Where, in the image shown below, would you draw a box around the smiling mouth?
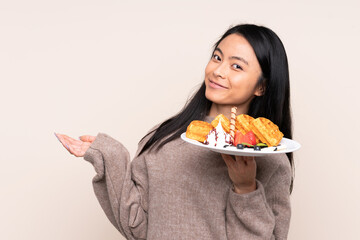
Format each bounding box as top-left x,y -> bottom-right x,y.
209,79 -> 228,89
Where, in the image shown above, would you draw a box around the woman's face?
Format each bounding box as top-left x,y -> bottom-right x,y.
205,34 -> 263,109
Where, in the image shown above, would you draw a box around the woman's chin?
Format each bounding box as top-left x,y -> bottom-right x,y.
205,90 -> 224,103
205,93 -> 230,106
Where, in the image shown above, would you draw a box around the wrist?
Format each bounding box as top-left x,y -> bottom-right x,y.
233,182 -> 256,194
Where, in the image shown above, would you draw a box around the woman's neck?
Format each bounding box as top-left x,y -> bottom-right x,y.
208,103 -> 249,119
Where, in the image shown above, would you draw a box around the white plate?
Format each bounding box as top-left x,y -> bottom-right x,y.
181,133 -> 301,156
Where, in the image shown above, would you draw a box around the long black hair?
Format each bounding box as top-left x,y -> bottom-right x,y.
138,24 -> 293,190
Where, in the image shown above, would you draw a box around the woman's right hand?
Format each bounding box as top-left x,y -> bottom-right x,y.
55,133 -> 96,157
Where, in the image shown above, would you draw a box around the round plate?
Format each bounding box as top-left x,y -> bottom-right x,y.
181,133 -> 301,156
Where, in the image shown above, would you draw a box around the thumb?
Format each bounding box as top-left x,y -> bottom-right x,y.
79,135 -> 96,143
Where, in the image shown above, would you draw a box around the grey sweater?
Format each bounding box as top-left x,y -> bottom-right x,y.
83,127 -> 291,240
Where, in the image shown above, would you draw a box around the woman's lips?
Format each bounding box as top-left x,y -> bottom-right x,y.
208,79 -> 228,89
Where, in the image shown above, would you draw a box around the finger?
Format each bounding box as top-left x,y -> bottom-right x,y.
221,154 -> 235,168
79,135 -> 96,143
244,156 -> 256,168
233,156 -> 246,170
242,156 -> 255,165
70,141 -> 92,157
61,134 -> 83,147
236,156 -> 256,172
55,133 -> 71,151
235,156 -> 254,165
69,145 -> 84,157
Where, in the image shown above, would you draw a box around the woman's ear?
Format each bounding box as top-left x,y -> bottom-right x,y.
254,83 -> 265,96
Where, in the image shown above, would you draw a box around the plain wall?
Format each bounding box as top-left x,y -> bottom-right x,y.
1,0 -> 359,239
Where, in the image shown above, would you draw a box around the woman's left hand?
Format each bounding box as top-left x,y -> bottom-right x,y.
222,154 -> 257,194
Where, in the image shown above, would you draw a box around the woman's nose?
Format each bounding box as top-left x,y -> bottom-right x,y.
213,63 -> 227,79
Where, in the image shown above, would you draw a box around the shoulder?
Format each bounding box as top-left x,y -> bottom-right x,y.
135,123 -> 161,155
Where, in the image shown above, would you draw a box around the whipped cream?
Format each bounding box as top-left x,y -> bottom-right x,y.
204,120 -> 232,147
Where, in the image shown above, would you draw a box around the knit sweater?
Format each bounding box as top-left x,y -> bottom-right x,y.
83,123 -> 292,240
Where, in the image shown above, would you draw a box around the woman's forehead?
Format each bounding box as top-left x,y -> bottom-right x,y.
216,34 -> 257,62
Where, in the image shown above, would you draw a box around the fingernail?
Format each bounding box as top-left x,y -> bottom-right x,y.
54,132 -> 60,142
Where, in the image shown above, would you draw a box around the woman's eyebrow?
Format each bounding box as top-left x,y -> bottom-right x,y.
230,56 -> 248,65
215,47 -> 249,65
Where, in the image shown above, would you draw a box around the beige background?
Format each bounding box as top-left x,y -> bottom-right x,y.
1,0 -> 359,239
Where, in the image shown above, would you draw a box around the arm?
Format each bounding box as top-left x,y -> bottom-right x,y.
56,132 -> 149,239
83,133 -> 149,240
224,154 -> 291,240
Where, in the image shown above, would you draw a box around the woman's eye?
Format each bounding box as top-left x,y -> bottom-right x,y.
232,64 -> 243,70
213,54 -> 221,61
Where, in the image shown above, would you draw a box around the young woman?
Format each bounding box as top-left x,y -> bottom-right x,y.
56,24 -> 293,240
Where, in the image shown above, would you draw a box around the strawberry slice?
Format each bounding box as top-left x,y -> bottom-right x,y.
233,131 -> 257,147
242,131 -> 257,147
233,131 -> 244,146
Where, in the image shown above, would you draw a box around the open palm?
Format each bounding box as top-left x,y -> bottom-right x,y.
55,133 -> 96,157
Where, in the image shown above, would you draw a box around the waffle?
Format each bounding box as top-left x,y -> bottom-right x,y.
211,114 -> 230,133
186,120 -> 213,143
236,114 -> 259,143
250,117 -> 283,146
236,114 -> 254,132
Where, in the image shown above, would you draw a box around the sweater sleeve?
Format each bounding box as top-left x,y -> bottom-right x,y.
83,133 -> 148,240
225,155 -> 291,240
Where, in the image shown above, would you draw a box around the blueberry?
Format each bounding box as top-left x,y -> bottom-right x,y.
254,145 -> 261,151
237,144 -> 244,149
